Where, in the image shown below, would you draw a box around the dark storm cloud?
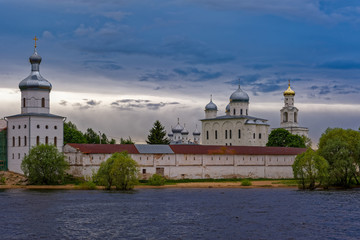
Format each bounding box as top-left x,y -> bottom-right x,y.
309,84 -> 360,96
72,99 -> 102,110
173,67 -> 222,81
317,60 -> 360,70
111,99 -> 180,111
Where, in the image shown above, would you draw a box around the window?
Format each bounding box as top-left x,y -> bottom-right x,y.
238,129 -> 241,139
24,136 -> 27,146
18,136 -> 21,146
18,153 -> 20,159
24,125 -> 27,129
37,125 -> 40,129
253,133 -> 255,139
23,98 -> 26,107
259,133 -> 262,139
240,109 -> 243,115
246,109 -> 248,115
233,109 -> 236,115
54,137 -> 57,147
215,130 -> 218,139
18,125 -> 21,129
283,112 -> 288,122
12,153 -> 14,159
229,130 -> 232,139
54,126 -> 57,130
142,169 -> 146,174
12,137 -> 15,147
41,98 -> 45,107
225,130 -> 228,139
45,125 -> 48,129
12,126 -> 15,129
294,112 -> 298,123
230,143 -> 232,146
45,136 -> 49,145
206,131 -> 209,140
36,136 -> 40,145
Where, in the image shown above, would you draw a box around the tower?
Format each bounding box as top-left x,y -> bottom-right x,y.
204,95 -> 217,119
279,80 -> 308,137
5,38 -> 65,173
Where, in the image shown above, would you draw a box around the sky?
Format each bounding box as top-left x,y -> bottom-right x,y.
1,0 -> 360,144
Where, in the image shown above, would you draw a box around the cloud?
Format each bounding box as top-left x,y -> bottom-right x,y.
83,60 -> 123,71
42,30 -> 54,39
139,70 -> 175,82
173,67 -> 222,81
316,60 -> 360,69
309,84 -> 360,96
246,64 -> 273,70
59,100 -> 67,106
111,99 -> 180,111
72,99 -> 102,110
99,11 -> 131,22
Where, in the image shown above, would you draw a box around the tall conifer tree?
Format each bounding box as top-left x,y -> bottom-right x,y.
146,120 -> 170,144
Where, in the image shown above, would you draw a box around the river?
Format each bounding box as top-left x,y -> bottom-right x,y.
1,188 -> 360,239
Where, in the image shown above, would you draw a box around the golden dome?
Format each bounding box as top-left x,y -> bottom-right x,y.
283,80 -> 295,96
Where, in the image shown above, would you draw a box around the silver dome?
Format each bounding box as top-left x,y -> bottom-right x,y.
181,128 -> 189,135
19,50 -> 52,91
193,128 -> 201,136
225,104 -> 230,113
230,85 -> 249,102
205,100 -> 217,111
172,119 -> 184,133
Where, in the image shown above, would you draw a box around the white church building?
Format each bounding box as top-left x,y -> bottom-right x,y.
5,44 -> 64,173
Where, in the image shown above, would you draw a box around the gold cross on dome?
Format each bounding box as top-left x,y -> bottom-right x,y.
33,36 -> 38,49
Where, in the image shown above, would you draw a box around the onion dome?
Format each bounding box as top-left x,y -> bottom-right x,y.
205,95 -> 217,111
230,85 -> 249,102
19,49 -> 52,91
181,124 -> 189,135
225,104 -> 230,113
193,125 -> 201,136
168,133 -> 173,137
172,118 -> 184,133
283,80 -> 295,96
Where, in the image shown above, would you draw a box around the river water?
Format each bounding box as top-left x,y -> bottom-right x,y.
1,188 -> 360,240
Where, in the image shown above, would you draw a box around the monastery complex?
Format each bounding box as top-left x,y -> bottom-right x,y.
0,44 -> 308,179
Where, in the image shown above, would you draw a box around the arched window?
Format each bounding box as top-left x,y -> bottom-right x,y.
246,109 -> 248,115
23,98 -> 26,108
233,109 -> 236,115
45,136 -> 49,145
24,136 -> 27,146
259,133 -> 262,139
253,133 -> 256,139
225,130 -> 228,139
206,131 -> 209,140
240,109 -> 243,115
283,112 -> 288,122
41,98 -> 45,107
215,130 -> 218,139
238,129 -> 241,139
229,130 -> 232,139
294,112 -> 297,123
36,136 -> 40,146
18,136 -> 21,146
12,137 -> 15,147
54,137 -> 57,147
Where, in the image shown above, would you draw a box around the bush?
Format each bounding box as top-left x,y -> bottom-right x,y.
95,152 -> 139,190
77,181 -> 97,190
241,179 -> 252,186
21,144 -> 69,185
148,174 -> 166,186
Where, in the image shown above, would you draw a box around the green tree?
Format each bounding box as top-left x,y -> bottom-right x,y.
109,139 -> 116,144
84,128 -> 100,144
95,152 -> 139,190
64,121 -> 87,144
21,144 -> 69,185
266,128 -> 306,148
120,137 -> 134,144
318,128 -> 360,188
146,120 -> 170,144
100,133 -> 109,144
293,148 -> 329,190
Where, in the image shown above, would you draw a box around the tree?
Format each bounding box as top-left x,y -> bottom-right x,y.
120,137 -> 134,144
21,144 -> 69,185
317,128 -> 360,188
84,128 -> 100,144
64,121 -> 87,144
95,152 -> 139,190
146,120 -> 170,144
266,128 -> 306,148
293,148 -> 329,190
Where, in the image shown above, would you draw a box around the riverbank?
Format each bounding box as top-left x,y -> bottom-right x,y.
0,180 -> 297,190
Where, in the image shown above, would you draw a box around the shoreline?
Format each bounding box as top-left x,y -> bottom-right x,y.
0,180 -> 297,190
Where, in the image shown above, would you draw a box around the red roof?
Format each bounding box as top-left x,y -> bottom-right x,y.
169,145 -> 306,155
66,143 -> 306,156
67,143 -> 139,154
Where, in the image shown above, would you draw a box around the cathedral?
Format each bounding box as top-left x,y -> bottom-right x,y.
5,41 -> 64,173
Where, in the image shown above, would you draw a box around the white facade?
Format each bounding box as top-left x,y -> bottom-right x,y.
6,47 -> 64,173
201,85 -> 270,146
279,81 -> 309,137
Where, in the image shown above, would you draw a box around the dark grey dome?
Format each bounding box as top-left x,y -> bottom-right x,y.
193,128 -> 201,136
225,104 -> 230,113
230,85 -> 249,102
19,50 -> 52,91
205,100 -> 217,111
172,122 -> 184,133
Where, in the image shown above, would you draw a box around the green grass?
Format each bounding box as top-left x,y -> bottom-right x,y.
77,181 -> 97,190
241,179 -> 252,186
271,179 -> 298,186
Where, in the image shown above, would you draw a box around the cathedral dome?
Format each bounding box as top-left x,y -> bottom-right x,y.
205,99 -> 217,111
230,85 -> 249,102
225,104 -> 230,113
19,50 -> 52,91
172,120 -> 184,133
193,127 -> 201,136
181,126 -> 189,135
283,81 -> 295,96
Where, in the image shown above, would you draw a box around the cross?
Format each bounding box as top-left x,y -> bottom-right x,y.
288,79 -> 291,87
33,36 -> 38,49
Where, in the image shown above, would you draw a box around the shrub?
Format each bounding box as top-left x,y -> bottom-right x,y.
148,174 -> 166,186
77,181 -> 97,190
241,179 -> 252,186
